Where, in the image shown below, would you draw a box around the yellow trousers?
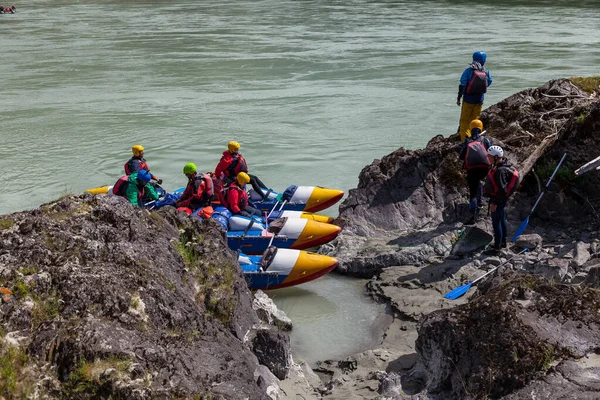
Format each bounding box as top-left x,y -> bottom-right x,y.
458,102 -> 483,142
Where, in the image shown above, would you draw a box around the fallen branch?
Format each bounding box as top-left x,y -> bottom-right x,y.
541,93 -> 588,99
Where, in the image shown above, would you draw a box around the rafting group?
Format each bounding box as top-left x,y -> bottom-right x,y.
87,141 -> 344,290
0,5 -> 16,13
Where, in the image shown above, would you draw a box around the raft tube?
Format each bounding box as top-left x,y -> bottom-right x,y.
219,213 -> 341,255
250,186 -> 344,213
239,248 -> 338,290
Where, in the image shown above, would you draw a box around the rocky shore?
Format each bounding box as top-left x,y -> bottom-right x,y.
0,195 -> 296,399
2,78 -> 600,399
308,78 -> 600,399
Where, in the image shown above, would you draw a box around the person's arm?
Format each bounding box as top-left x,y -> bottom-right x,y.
492,168 -> 508,205
188,181 -> 206,204
150,173 -> 161,184
457,69 -> 470,105
176,184 -> 192,207
228,189 -> 241,214
487,70 -> 492,87
214,155 -> 231,178
145,184 -> 159,201
126,182 -> 141,207
459,143 -> 467,161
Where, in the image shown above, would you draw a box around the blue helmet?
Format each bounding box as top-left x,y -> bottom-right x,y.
137,170 -> 152,183
472,51 -> 487,65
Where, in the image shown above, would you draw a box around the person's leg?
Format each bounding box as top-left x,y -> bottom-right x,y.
245,205 -> 263,217
250,174 -> 267,189
249,175 -> 267,199
498,201 -> 507,247
475,168 -> 488,208
459,103 -> 483,142
459,103 -> 473,142
491,206 -> 502,249
465,172 -> 479,224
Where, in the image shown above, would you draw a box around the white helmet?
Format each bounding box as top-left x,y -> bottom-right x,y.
488,145 -> 504,158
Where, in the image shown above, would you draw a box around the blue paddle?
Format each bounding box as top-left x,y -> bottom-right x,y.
444,248 -> 529,300
511,152 -> 567,242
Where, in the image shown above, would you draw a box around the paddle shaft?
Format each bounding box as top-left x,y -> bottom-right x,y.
472,248 -> 528,285
529,152 -> 567,215
278,199 -> 287,212
266,201 -> 279,219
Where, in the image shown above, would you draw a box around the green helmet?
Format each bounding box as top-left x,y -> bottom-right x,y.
183,162 -> 197,175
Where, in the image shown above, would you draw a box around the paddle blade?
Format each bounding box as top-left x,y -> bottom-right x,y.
511,216 -> 530,242
444,282 -> 474,300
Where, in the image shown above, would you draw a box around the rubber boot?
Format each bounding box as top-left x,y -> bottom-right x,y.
464,199 -> 478,225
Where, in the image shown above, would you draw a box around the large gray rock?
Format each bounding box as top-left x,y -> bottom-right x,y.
504,354 -> 600,400
514,233 -> 543,250
450,226 -> 493,256
572,241 -> 592,269
253,290 -> 292,331
534,257 -> 570,281
253,330 -> 293,380
0,195 -> 272,399
416,272 -> 600,399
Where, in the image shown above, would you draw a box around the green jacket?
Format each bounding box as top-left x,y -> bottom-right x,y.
125,172 -> 159,208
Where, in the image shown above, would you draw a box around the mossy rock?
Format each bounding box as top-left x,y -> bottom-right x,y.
0,219 -> 15,230
569,76 -> 600,94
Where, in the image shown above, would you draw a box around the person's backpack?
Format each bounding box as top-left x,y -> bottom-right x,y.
502,165 -> 520,198
112,176 -> 129,197
466,69 -> 488,95
464,139 -> 490,170
484,164 -> 520,198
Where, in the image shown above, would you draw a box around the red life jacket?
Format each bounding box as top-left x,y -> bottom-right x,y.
464,139 -> 490,170
113,176 -> 130,197
221,183 -> 248,213
227,153 -> 248,177
466,69 -> 488,95
124,157 -> 150,175
484,164 -> 520,199
188,173 -> 215,208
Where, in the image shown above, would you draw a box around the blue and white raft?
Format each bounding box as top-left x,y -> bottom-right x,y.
249,185 -> 344,213
238,247 -> 338,290
210,207 -> 341,255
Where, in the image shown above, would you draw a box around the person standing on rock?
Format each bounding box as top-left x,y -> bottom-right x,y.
459,119 -> 491,225
456,51 -> 492,142
483,146 -> 520,253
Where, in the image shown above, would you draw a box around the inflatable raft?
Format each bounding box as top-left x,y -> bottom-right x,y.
249,185 -> 344,213
210,207 -> 340,255
238,247 -> 338,290
86,183 -> 344,214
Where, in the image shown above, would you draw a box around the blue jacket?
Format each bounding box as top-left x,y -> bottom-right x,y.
459,63 -> 492,104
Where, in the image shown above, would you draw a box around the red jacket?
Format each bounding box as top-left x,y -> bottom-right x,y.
124,156 -> 157,181
178,173 -> 213,210
225,182 -> 248,214
214,151 -> 248,179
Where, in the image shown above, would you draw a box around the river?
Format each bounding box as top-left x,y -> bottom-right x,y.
1,0 -> 598,364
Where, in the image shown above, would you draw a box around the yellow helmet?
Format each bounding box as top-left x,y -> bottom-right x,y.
236,172 -> 250,186
470,119 -> 483,131
132,145 -> 145,156
228,141 -> 241,152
